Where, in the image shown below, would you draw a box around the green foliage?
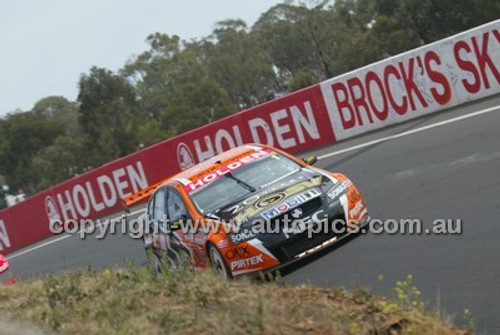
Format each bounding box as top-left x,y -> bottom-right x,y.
0,112 -> 64,193
202,19 -> 276,108
123,33 -> 207,121
78,67 -> 140,166
1,0 -> 499,194
32,96 -> 80,135
32,135 -> 88,191
136,119 -> 172,148
161,81 -> 236,134
254,4 -> 327,81
290,69 -> 316,91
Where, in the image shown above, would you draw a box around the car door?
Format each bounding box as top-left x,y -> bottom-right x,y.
166,186 -> 211,267
166,187 -> 190,230
149,187 -> 168,253
165,187 -> 194,264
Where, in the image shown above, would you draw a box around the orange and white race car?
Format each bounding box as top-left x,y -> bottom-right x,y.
125,144 -> 369,278
0,254 -> 16,285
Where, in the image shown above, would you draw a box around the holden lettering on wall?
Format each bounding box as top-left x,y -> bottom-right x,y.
179,100 -> 321,168
52,161 -> 148,221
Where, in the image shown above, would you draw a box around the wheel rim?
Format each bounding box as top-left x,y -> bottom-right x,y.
167,256 -> 178,270
210,247 -> 228,278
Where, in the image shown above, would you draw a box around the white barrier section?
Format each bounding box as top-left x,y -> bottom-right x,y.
0,220 -> 11,252
320,20 -> 500,141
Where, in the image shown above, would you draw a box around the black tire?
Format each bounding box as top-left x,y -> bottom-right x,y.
207,244 -> 232,279
145,248 -> 179,274
145,248 -> 163,274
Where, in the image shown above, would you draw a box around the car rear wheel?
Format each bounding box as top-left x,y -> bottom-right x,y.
146,248 -> 176,274
145,248 -> 164,274
153,252 -> 164,273
208,244 -> 232,279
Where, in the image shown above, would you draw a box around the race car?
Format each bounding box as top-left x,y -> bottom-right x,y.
0,254 -> 16,285
125,144 -> 369,278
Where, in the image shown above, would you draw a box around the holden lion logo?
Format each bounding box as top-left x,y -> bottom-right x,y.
255,192 -> 286,209
177,142 -> 195,170
45,196 -> 61,223
291,208 -> 304,219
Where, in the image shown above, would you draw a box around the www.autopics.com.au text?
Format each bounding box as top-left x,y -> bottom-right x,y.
48,215 -> 463,240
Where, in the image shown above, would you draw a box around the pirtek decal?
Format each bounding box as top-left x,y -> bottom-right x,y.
230,254 -> 264,270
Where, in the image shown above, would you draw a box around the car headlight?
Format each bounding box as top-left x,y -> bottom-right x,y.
327,181 -> 348,201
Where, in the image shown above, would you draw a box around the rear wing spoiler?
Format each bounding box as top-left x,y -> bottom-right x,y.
121,177 -> 170,212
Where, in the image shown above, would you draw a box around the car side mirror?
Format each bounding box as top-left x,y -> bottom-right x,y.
302,155 -> 318,165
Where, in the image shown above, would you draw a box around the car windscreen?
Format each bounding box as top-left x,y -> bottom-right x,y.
191,153 -> 302,215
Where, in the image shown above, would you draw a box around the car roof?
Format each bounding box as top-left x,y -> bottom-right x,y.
124,144 -> 278,208
166,144 -> 270,187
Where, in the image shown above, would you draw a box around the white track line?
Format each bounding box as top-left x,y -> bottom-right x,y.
7,234 -> 73,260
126,208 -> 147,217
318,105 -> 500,160
7,208 -> 146,260
7,104 -> 499,260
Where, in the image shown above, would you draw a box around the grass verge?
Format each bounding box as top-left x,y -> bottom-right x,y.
0,264 -> 472,335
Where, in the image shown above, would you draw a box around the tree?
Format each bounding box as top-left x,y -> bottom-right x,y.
123,34 -> 208,121
161,81 -> 235,134
0,112 -> 63,193
32,135 -> 87,191
202,20 -> 277,108
253,4 -> 325,83
254,1 -> 375,81
373,0 -> 500,48
124,32 -> 236,135
78,67 -> 140,165
32,96 -> 80,134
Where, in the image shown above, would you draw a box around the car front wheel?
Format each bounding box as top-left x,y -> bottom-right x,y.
208,244 -> 232,279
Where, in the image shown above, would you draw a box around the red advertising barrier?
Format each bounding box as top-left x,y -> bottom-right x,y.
0,84 -> 331,254
320,21 -> 500,140
1,20 -> 499,255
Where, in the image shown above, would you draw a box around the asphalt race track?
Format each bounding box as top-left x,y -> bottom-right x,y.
8,95 -> 500,333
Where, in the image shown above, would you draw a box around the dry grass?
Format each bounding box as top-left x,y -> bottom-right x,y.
0,264 -> 472,335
